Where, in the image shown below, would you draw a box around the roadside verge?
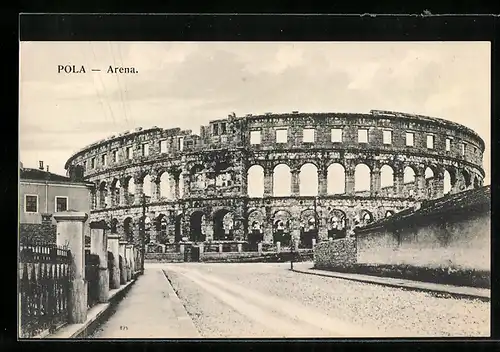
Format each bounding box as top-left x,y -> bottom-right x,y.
292,267 -> 490,301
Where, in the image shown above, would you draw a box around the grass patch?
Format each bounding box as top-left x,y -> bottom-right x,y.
314,263 -> 490,289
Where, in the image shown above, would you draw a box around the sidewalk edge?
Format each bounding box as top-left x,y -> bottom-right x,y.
161,269 -> 202,338
292,268 -> 490,301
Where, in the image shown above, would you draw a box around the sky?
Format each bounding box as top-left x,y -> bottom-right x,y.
19,41 -> 491,185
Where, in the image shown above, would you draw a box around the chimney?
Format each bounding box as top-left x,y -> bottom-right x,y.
46,165 -> 50,172
39,161 -> 44,170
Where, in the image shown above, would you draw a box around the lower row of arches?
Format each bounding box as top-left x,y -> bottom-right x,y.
108,207 -> 396,249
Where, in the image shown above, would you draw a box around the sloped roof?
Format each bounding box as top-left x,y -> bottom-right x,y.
20,168 -> 72,182
355,185 -> 491,233
20,168 -> 94,187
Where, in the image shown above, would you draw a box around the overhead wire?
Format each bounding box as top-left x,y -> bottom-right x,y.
109,41 -> 131,129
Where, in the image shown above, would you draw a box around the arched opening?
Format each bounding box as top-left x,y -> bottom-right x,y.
111,179 -> 120,206
99,181 -> 107,208
214,162 -> 234,188
213,209 -> 234,241
272,210 -> 291,244
143,174 -> 152,199
443,170 -> 452,195
385,210 -> 394,218
190,165 -> 205,191
327,163 -> 345,195
247,165 -> 264,197
299,209 -> 318,248
123,217 -> 134,242
403,166 -> 416,197
247,210 -> 264,249
155,214 -> 168,244
354,210 -> 373,228
355,163 -> 371,193
473,175 -> 481,189
110,218 -> 118,233
328,209 -> 346,240
159,171 -> 171,200
361,210 -> 373,226
273,164 -> 291,197
178,173 -> 184,198
380,164 -> 394,195
174,214 -> 182,242
462,170 -> 472,190
425,167 -> 435,198
189,211 -> 205,242
144,216 -> 152,242
299,163 -> 318,196
125,177 -> 136,205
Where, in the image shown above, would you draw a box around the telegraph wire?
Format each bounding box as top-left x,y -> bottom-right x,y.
90,42 -> 117,127
81,43 -> 111,126
109,41 -> 131,129
116,42 -> 133,129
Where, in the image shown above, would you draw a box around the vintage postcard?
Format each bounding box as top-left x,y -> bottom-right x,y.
19,41 -> 491,339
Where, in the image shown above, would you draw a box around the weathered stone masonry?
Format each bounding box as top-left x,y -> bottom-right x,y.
64,110 -> 485,247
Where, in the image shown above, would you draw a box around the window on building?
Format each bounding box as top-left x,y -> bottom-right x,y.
331,128 -> 343,143
25,195 -> 38,213
55,196 -> 68,212
112,150 -> 118,163
221,122 -> 227,134
178,137 -> 184,151
303,128 -> 315,143
358,129 -> 368,143
473,146 -> 477,154
91,157 -> 96,169
250,130 -> 261,145
160,140 -> 168,153
213,124 -> 219,136
405,132 -> 414,146
83,161 -> 87,170
446,138 -> 451,152
142,143 -> 149,157
126,147 -> 133,160
427,135 -> 434,149
462,143 -> 466,156
101,154 -> 107,166
276,129 -> 288,143
383,130 -> 392,145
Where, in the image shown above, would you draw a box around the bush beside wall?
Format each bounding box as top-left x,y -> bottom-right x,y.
19,223 -> 56,244
313,238 -> 357,269
318,263 -> 491,289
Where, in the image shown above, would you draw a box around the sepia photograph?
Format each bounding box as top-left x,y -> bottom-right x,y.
19,41 -> 491,339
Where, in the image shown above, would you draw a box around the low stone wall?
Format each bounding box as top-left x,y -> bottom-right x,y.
145,253 -> 184,263
313,238 -> 357,269
19,223 -> 56,244
144,250 -> 314,263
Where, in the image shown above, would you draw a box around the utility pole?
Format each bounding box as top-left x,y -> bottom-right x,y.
140,193 -> 146,274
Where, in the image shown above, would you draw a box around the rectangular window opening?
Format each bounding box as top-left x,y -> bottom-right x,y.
303,128 -> 315,143
160,140 -> 168,153
331,128 -> 343,143
250,130 -> 261,145
383,130 -> 392,145
276,129 -> 288,143
427,135 -> 434,149
446,138 -> 451,152
55,196 -> 68,212
358,129 -> 368,143
406,132 -> 414,147
25,195 -> 38,213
